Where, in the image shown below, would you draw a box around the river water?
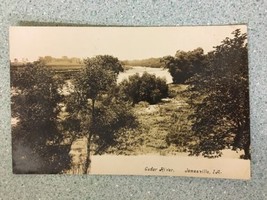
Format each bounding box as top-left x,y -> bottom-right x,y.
12,66 -> 172,122
117,66 -> 172,84
61,66 -> 172,96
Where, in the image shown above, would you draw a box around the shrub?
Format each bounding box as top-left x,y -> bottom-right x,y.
119,72 -> 168,105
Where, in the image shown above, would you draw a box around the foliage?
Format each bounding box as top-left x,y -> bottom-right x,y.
11,61 -> 71,173
92,95 -> 139,154
186,29 -> 250,159
63,55 -> 137,173
166,108 -> 193,152
162,48 -> 206,84
39,55 -> 82,65
84,55 -> 124,75
118,72 -> 169,105
122,57 -> 164,68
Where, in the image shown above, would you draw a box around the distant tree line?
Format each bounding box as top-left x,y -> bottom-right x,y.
122,57 -> 164,68
39,56 -> 83,65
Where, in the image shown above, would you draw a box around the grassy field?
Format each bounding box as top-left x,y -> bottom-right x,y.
105,84 -> 193,155
132,84 -> 191,154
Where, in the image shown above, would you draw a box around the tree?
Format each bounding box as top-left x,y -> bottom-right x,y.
64,55 -> 136,174
186,29 -> 250,159
118,72 -> 169,105
162,48 -> 206,84
90,94 -> 138,155
11,61 -> 71,173
84,55 -> 124,74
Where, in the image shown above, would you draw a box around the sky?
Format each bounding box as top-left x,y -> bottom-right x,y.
9,25 -> 247,62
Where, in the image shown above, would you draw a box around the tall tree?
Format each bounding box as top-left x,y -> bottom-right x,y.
64,55 -> 136,174
11,61 -> 71,173
187,29 -> 250,159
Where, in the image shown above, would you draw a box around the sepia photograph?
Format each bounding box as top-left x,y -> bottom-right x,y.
10,25 -> 250,179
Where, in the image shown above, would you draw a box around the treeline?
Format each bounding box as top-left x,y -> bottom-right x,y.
39,56 -> 83,65
122,57 -> 164,68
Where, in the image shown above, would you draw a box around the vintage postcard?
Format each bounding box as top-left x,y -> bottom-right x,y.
10,25 -> 250,179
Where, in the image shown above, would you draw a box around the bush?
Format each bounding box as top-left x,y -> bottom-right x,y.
119,72 -> 168,104
11,61 -> 71,173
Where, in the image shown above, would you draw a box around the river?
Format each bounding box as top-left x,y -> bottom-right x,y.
61,66 -> 172,95
12,66 -> 172,122
117,66 -> 172,84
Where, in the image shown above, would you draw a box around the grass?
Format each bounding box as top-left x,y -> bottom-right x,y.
66,83 -> 195,165
113,83 -> 194,155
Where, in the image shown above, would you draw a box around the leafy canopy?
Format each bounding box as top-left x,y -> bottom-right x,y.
63,55 -> 137,162
162,48 -> 206,84
11,61 -> 70,173
186,29 -> 250,159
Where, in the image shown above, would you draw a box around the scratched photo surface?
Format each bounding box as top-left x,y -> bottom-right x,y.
10,25 -> 250,179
